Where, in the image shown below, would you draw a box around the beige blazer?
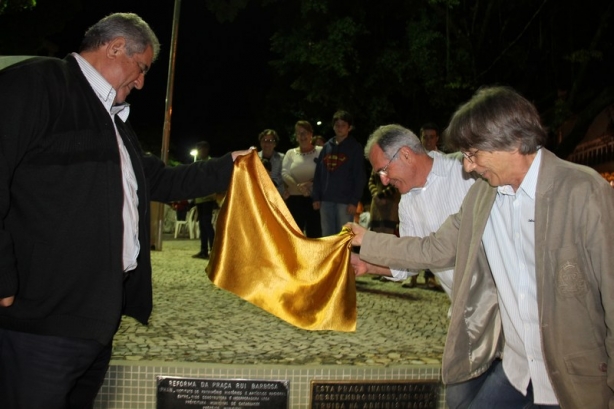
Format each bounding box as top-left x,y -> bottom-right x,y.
360,149 -> 614,408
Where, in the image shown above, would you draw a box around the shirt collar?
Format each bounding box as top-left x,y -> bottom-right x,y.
497,149 -> 542,199
72,52 -> 130,122
428,152 -> 448,178
408,152 -> 444,193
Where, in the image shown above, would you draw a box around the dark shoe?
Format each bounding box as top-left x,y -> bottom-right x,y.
192,252 -> 209,259
401,276 -> 418,288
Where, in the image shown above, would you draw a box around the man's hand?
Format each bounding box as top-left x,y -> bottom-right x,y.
350,253 -> 369,276
313,201 -> 321,210
344,222 -> 367,246
0,296 -> 15,307
350,253 -> 393,278
231,146 -> 256,162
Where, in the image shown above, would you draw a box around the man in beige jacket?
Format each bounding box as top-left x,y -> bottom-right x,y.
347,86 -> 614,409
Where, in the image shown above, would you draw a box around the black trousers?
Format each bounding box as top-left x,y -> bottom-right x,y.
286,195 -> 321,238
0,328 -> 112,409
197,201 -> 217,254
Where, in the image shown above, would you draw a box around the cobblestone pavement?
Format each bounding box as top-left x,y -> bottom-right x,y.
112,236 -> 451,367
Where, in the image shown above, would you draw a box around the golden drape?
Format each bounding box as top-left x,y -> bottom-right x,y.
206,150 -> 356,332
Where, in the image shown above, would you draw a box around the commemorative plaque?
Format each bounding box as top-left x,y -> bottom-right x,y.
310,380 -> 440,409
157,377 -> 289,409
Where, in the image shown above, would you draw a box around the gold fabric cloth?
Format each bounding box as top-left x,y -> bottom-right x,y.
206,150 -> 356,332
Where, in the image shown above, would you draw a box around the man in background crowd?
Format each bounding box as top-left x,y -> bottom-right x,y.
192,141 -> 219,259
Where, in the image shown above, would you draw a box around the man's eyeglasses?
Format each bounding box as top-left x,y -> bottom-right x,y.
377,148 -> 402,177
461,149 -> 479,164
261,138 -> 276,143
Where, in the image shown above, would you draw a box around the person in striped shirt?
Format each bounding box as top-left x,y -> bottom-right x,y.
351,124 -> 475,300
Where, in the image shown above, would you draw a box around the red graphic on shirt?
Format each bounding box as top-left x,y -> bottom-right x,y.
323,153 -> 348,172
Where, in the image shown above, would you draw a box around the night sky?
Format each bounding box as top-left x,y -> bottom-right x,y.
12,1 -> 609,164
45,1 -> 278,162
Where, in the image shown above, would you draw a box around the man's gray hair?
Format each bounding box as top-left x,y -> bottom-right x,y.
80,13 -> 160,61
364,124 -> 426,159
444,86 -> 547,154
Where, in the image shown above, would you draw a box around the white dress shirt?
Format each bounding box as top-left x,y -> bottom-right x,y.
74,53 -> 140,272
482,149 -> 557,404
391,152 -> 475,299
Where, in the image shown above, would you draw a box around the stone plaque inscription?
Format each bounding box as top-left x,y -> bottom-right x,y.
310,380 -> 440,409
157,377 -> 288,409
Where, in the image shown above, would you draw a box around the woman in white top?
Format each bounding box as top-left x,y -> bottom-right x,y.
282,120 -> 322,237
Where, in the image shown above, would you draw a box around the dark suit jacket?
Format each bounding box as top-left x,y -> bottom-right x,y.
0,55 -> 233,345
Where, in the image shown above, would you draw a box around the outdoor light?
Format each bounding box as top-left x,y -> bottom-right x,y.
190,149 -> 198,162
316,120 -> 322,126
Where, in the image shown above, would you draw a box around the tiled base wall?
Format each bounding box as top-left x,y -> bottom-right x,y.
94,360 -> 446,408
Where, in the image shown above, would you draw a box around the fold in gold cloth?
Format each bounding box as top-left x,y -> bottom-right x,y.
206,150 -> 356,332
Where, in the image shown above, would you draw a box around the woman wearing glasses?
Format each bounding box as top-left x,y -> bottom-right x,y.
258,129 -> 286,197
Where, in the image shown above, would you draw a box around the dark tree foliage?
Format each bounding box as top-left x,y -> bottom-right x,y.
0,0 -> 81,56
224,0 -> 614,153
3,0 -> 613,156
0,0 -> 36,14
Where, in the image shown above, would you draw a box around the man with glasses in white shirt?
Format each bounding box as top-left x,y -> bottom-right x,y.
351,124 -> 475,302
347,86 -> 614,408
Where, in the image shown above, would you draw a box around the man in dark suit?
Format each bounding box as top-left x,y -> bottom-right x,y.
0,12 -> 250,408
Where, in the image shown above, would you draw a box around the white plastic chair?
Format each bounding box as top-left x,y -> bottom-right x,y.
174,206 -> 197,239
188,206 -> 200,239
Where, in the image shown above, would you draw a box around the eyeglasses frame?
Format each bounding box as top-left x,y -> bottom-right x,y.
461,149 -> 480,164
377,147 -> 402,177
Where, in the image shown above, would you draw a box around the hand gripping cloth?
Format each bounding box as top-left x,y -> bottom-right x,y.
206,150 -> 356,331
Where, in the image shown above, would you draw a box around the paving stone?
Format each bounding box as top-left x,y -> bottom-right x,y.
111,236 -> 451,367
